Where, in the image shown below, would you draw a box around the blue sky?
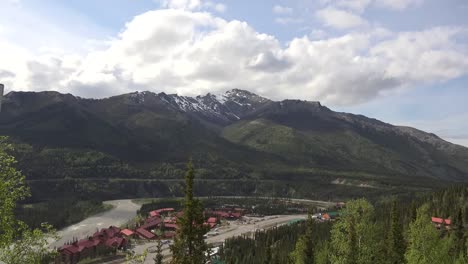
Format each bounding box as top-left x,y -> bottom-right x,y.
0,0 -> 467,146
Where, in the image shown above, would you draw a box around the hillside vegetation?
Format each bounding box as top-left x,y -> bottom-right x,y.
0,89 -> 467,215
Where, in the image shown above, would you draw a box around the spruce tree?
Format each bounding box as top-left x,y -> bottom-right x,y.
455,208 -> 466,257
154,240 -> 164,264
303,213 -> 315,263
387,201 -> 406,264
170,160 -> 208,264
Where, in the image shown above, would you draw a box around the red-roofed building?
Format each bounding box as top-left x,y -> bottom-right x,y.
141,218 -> 162,230
105,237 -> 127,248
164,223 -> 178,230
136,228 -> 156,239
164,231 -> 176,239
155,208 -> 175,215
206,217 -> 217,228
432,217 -> 452,229
164,218 -> 176,224
120,229 -> 135,238
149,210 -> 160,217
57,226 -> 126,264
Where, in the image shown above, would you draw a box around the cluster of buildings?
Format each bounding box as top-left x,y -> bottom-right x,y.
206,207 -> 245,220
128,207 -> 245,240
55,206 -> 246,263
57,226 -> 128,264
312,211 -> 340,222
135,208 -> 179,240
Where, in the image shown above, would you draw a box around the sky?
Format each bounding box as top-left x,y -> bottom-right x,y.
0,0 -> 467,146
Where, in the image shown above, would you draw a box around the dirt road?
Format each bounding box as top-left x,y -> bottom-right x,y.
50,200 -> 140,248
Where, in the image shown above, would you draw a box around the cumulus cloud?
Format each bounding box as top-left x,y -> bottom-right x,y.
1,9 -> 468,106
316,7 -> 368,29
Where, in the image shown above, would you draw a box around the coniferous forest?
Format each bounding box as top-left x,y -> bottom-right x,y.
218,185 -> 468,264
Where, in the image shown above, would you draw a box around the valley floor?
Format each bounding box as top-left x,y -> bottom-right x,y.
109,214 -> 310,264
50,200 -> 140,248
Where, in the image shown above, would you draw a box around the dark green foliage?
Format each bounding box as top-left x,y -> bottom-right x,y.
170,161 -> 209,264
222,221 -> 332,264
221,185 -> 468,264
387,201 -> 406,264
154,240 -> 164,264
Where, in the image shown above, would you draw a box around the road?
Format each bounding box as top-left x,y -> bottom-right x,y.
50,200 -> 140,248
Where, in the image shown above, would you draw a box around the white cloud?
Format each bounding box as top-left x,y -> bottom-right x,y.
1,9 -> 468,106
273,5 -> 293,14
316,7 -> 368,29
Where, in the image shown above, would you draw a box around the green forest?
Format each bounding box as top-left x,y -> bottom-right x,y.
218,185 -> 468,264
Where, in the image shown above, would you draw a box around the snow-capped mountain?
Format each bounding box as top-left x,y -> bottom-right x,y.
128,88 -> 272,125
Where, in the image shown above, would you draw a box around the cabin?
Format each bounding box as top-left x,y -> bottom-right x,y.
431,217 -> 451,229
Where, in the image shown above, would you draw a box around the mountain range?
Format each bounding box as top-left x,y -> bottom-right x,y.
1,89 -> 467,201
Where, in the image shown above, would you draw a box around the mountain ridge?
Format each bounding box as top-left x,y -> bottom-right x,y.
1,88 -> 467,185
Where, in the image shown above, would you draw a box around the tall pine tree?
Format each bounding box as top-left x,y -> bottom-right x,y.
154,240 -> 164,264
387,201 -> 406,264
170,160 -> 208,264
303,213 -> 315,263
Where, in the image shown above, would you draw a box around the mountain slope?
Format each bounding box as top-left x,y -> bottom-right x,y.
223,99 -> 468,181
0,89 -> 467,203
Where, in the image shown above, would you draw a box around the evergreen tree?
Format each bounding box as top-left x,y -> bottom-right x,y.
387,201 -> 406,264
291,213 -> 315,264
303,213 -> 315,263
154,240 -> 164,264
454,208 -> 466,257
264,245 -> 272,264
170,160 -> 208,264
290,237 -> 307,264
